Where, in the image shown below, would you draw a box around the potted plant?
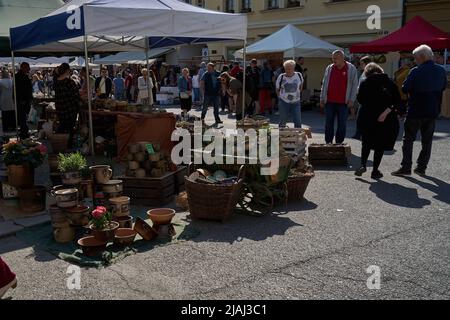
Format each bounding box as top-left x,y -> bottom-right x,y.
57,152 -> 87,185
2,139 -> 47,187
89,206 -> 119,242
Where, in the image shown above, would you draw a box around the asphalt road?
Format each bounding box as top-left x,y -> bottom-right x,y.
1,109 -> 449,300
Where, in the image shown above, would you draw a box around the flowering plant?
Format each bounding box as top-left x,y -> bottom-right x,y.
2,139 -> 47,168
90,206 -> 112,230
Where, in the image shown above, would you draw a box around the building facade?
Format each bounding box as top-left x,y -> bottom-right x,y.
405,0 -> 450,32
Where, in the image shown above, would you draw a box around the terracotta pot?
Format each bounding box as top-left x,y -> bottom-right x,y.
113,228 -> 137,246
49,205 -> 67,224
102,180 -> 123,193
128,161 -> 140,170
103,190 -> 122,200
90,221 -> 120,243
109,196 -> 130,217
61,171 -> 82,185
113,215 -> 133,229
133,217 -> 158,241
90,165 -> 113,184
7,164 -> 34,188
65,205 -> 90,226
18,186 -> 46,213
149,152 -> 160,162
78,236 -> 107,256
53,227 -> 75,243
147,208 -> 175,226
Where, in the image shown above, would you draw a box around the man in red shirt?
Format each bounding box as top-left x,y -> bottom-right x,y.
320,50 -> 359,144
124,69 -> 134,102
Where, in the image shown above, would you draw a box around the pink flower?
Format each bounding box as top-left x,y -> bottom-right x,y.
37,144 -> 47,155
96,206 -> 107,213
91,209 -> 105,219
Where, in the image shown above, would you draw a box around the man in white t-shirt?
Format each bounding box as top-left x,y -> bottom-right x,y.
276,60 -> 303,128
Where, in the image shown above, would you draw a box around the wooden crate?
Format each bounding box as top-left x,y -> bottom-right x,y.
119,172 -> 177,207
280,128 -> 308,157
308,144 -> 352,166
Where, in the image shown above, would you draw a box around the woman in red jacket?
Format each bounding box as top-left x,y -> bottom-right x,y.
0,257 -> 17,298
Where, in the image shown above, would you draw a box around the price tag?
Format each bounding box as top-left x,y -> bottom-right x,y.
146,144 -> 155,154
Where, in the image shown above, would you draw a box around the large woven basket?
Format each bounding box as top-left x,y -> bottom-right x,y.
185,164 -> 245,222
287,173 -> 314,202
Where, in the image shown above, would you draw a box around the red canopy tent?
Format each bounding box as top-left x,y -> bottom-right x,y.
350,16 -> 450,53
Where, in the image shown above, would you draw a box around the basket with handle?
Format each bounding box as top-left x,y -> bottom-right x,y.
287,172 -> 314,202
184,163 -> 245,222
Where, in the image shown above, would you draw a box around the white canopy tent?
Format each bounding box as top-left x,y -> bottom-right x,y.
94,48 -> 173,65
69,57 -> 99,68
9,0 -> 248,153
234,24 -> 341,59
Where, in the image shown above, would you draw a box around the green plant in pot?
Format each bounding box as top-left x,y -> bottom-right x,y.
89,206 -> 119,243
57,152 -> 87,186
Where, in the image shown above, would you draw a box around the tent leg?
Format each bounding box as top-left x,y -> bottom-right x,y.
242,40 -> 247,120
445,48 -> 448,68
145,37 -> 152,111
84,36 -> 95,155
10,50 -> 18,137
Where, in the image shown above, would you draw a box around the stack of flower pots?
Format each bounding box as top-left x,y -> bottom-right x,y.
126,142 -> 170,178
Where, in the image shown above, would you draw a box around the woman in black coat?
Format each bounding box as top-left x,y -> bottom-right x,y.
355,63 -> 401,179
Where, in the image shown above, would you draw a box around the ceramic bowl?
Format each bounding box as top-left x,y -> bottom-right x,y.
133,217 -> 158,241
113,228 -> 137,246
147,208 -> 175,226
102,180 -> 123,193
78,236 -> 107,256
113,215 -> 133,229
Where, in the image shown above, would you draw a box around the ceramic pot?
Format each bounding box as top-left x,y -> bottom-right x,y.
135,168 -> 146,179
134,152 -> 145,162
65,205 -> 90,226
78,236 -> 107,256
90,221 -> 120,243
113,228 -> 137,246
138,142 -> 150,152
128,144 -> 139,154
126,154 -> 134,161
133,217 -> 158,241
61,171 -> 82,185
102,180 -> 123,193
79,180 -> 94,199
51,188 -> 78,208
109,196 -> 130,217
128,161 -> 140,170
147,208 -> 175,226
149,152 -> 160,162
103,190 -> 122,200
18,186 -> 46,213
53,227 -> 75,243
113,215 -> 133,229
90,165 -> 113,184
7,164 -> 34,188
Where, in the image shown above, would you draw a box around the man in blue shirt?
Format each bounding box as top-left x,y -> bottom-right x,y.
392,45 -> 448,177
200,63 -> 222,125
113,73 -> 125,101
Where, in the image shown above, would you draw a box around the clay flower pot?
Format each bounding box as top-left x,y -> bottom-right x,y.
78,236 -> 107,257
113,215 -> 133,229
113,228 -> 137,246
133,217 -> 158,241
7,164 -> 34,188
65,205 -> 90,226
147,208 -> 175,226
90,221 -> 120,243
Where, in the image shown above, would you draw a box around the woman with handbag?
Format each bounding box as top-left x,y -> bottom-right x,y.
178,68 -> 193,117
137,68 -> 154,106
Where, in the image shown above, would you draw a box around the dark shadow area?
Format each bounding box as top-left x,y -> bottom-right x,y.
404,176 -> 450,205
190,213 -> 302,244
356,178 -> 431,208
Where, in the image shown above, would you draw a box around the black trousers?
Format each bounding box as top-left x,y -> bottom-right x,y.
17,101 -> 30,139
401,118 -> 435,171
1,111 -> 16,132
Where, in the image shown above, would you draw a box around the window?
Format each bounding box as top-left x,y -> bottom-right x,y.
225,0 -> 235,13
241,0 -> 252,13
197,0 -> 205,7
286,0 -> 301,8
183,0 -> 192,4
267,0 -> 279,10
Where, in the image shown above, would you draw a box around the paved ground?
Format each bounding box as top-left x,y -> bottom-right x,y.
1,107 -> 449,300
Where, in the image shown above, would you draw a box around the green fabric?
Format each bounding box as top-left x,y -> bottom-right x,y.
16,208 -> 200,268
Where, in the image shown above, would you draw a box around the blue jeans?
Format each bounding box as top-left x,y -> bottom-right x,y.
193,88 -> 200,102
202,95 -> 221,122
325,102 -> 349,144
279,99 -> 301,128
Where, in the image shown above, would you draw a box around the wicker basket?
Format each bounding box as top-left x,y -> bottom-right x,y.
185,164 -> 245,222
287,173 -> 314,202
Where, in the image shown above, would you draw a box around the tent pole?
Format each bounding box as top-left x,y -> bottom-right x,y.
10,50 -> 18,137
242,40 -> 247,119
145,37 -> 152,111
445,48 -> 448,67
84,35 -> 95,155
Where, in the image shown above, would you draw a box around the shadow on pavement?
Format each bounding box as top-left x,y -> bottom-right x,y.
356,178 -> 431,209
404,176 -> 450,205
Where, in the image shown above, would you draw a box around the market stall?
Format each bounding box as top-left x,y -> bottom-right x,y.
350,16 -> 450,117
